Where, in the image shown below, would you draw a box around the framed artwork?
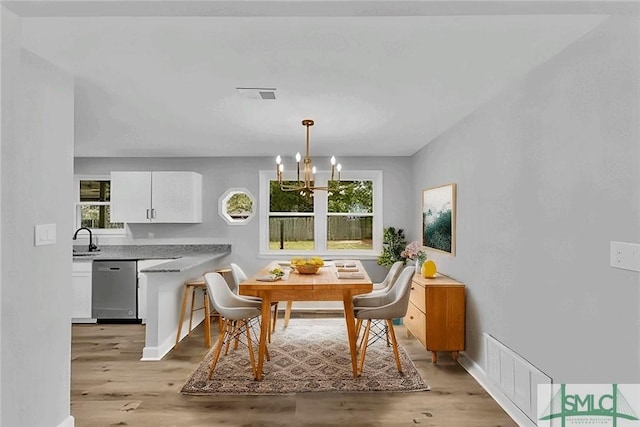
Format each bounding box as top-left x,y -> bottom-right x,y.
422,183 -> 456,255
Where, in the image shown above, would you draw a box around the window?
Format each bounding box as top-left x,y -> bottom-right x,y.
219,188 -> 256,225
268,180 -> 315,250
259,170 -> 382,257
327,180 -> 373,250
74,175 -> 125,234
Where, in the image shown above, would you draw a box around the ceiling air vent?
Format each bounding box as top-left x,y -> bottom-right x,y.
236,87 -> 277,100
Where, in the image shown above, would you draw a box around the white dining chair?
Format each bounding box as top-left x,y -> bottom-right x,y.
353,266 -> 414,375
353,260 -> 405,346
230,262 -> 280,342
204,272 -> 269,379
372,261 -> 404,291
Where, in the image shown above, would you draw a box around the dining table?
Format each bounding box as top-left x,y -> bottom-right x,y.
239,260 -> 373,381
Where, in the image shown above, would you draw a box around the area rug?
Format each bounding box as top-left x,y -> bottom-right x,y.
181,318 -> 429,395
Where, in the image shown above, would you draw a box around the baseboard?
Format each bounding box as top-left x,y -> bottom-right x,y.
71,318 -> 97,324
142,311 -> 206,361
141,331 -> 177,361
457,352 -> 537,427
57,415 -> 74,427
281,308 -> 344,314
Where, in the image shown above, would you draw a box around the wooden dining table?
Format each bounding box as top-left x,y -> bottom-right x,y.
239,260 -> 373,381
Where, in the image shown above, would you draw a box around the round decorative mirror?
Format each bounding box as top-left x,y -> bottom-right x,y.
219,188 -> 256,225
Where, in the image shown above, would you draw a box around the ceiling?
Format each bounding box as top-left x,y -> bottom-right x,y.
12,1 -> 615,158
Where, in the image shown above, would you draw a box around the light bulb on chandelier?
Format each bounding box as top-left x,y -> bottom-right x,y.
275,119 -> 342,196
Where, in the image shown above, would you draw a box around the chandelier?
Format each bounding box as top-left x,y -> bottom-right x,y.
275,119 -> 342,196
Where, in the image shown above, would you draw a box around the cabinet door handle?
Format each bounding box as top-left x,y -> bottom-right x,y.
146,209 -> 150,219
409,316 -> 414,320
151,208 -> 156,219
411,286 -> 415,290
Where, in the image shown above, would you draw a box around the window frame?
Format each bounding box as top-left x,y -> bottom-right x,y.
259,169 -> 383,258
73,174 -> 127,236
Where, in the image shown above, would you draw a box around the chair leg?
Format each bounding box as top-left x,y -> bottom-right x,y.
358,319 -> 372,376
355,318 -> 363,346
188,287 -> 197,334
174,285 -> 191,349
203,288 -> 211,347
216,317 -> 265,379
225,320 -> 237,355
233,320 -> 240,350
208,319 -> 230,379
386,319 -> 403,373
385,322 -> 390,347
217,314 -> 224,333
284,301 -> 293,328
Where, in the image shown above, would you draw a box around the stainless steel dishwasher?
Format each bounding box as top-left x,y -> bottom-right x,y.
92,260 -> 139,322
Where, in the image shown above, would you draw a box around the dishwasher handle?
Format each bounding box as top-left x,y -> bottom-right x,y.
96,266 -> 122,272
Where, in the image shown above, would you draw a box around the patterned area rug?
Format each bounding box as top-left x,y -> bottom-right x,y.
181,318 -> 429,395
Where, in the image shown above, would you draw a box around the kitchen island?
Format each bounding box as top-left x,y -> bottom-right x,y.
73,244 -> 231,361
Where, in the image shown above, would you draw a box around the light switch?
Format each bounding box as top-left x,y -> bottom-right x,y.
610,241 -> 640,272
34,223 -> 56,246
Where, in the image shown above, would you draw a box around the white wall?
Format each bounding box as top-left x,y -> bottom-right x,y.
74,156 -> 413,281
412,16 -> 640,383
1,10 -> 75,425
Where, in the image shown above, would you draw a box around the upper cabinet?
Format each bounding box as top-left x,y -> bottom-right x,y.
111,171 -> 202,223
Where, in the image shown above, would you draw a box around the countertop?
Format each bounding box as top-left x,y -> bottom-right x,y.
72,244 -> 231,272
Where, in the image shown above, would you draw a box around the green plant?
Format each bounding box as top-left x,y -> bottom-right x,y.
377,227 -> 407,267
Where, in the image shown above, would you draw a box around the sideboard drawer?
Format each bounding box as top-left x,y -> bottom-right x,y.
409,279 -> 426,313
404,301 -> 426,348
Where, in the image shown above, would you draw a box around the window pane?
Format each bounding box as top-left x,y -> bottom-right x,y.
328,180 -> 373,213
269,216 -> 314,250
80,180 -> 112,202
80,205 -> 123,229
226,192 -> 253,219
269,181 -> 314,213
327,216 -> 373,250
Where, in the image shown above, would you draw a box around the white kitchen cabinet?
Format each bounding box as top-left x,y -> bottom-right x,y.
110,171 -> 202,223
72,261 -> 95,323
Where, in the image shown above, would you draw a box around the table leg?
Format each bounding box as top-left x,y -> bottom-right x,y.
342,292 -> 359,378
255,292 -> 272,381
284,301 -> 293,328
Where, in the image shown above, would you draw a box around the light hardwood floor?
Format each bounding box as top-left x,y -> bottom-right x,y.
71,314 -> 518,427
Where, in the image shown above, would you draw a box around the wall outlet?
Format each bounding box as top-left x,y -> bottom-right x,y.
34,223 -> 56,246
610,241 -> 640,272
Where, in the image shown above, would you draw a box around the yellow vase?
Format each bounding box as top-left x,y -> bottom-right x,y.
421,260 -> 437,278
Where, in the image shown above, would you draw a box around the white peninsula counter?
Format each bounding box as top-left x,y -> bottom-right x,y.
138,249 -> 231,361
73,244 -> 231,361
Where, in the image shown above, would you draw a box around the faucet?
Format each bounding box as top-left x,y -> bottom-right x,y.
72,227 -> 98,252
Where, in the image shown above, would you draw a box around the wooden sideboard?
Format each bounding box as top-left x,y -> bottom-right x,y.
404,273 -> 465,363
